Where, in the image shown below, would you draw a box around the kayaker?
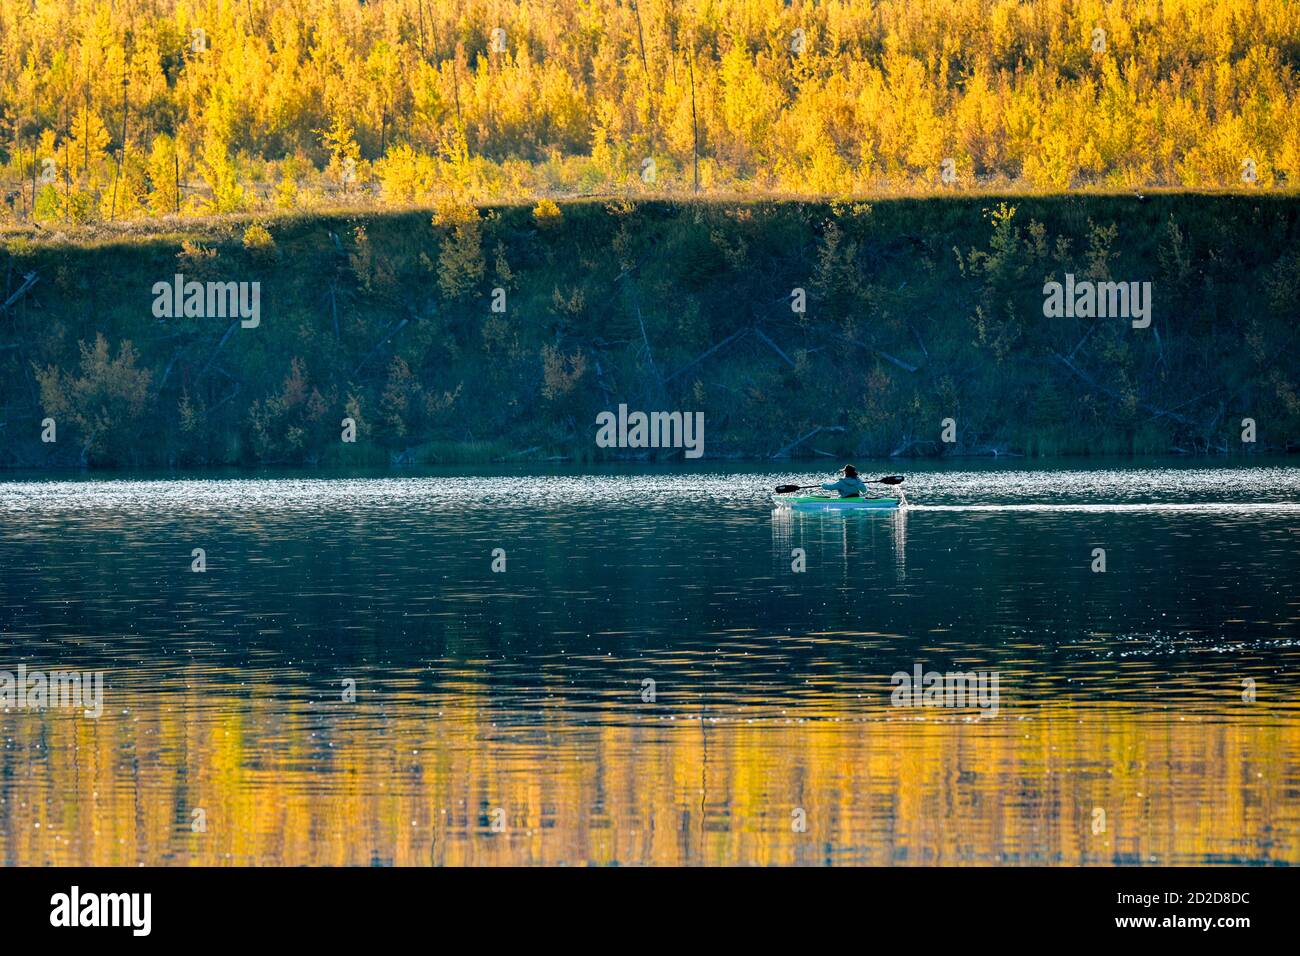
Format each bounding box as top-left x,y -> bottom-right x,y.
821,464 -> 869,498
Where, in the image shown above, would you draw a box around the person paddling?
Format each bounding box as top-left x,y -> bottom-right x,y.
820,464 -> 869,498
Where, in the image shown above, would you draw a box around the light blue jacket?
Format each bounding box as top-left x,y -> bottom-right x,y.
821,476 -> 868,497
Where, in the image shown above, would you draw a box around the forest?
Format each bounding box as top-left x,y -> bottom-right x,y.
1,194 -> 1296,467
0,0 -> 1298,222
0,2 -> 1296,467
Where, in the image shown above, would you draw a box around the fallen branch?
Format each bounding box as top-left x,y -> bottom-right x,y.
827,332 -> 919,372
631,290 -> 660,383
592,354 -> 614,405
0,272 -> 39,315
874,347 -> 920,374
771,424 -> 846,460
157,346 -> 186,390
909,321 -> 929,359
891,436 -> 937,458
208,382 -> 241,413
1065,320 -> 1098,362
195,321 -> 238,384
613,256 -> 665,387
663,327 -> 750,384
753,326 -> 796,368
492,445 -> 542,463
1052,351 -> 1198,427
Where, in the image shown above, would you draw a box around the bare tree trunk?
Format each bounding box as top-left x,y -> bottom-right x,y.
14,121 -> 25,219
632,0 -> 652,137
63,134 -> 70,223
109,53 -> 129,220
686,43 -> 699,193
417,0 -> 426,60
452,45 -> 463,129
29,131 -> 37,220
83,85 -> 90,173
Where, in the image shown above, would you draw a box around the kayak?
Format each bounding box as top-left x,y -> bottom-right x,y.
773,495 -> 903,510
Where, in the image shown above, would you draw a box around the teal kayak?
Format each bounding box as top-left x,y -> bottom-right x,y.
773,494 -> 903,510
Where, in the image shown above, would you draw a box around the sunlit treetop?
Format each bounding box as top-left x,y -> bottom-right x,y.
1,0 -> 1297,222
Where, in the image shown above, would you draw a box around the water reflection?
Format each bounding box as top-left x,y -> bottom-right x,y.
772,507 -> 909,583
894,507 -> 907,582
3,681 -> 1295,865
1,463 -> 1297,865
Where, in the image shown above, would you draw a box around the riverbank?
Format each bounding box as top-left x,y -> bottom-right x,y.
2,195 -> 1297,468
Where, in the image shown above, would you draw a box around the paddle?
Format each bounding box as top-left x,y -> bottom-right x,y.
774,475 -> 905,494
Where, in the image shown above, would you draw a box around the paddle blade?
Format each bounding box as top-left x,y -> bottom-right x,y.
877,475 -> 905,484
774,484 -> 802,494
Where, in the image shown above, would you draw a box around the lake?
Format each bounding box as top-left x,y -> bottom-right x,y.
1,460 -> 1298,865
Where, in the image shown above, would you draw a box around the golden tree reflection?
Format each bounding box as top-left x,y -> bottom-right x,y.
2,677 -> 1295,866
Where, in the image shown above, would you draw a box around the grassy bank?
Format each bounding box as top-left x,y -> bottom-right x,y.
1,194 -> 1297,468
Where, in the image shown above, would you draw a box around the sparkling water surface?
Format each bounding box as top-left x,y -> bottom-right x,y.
1,460 -> 1297,865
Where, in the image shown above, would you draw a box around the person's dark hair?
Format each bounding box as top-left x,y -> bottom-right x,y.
842,464 -> 858,478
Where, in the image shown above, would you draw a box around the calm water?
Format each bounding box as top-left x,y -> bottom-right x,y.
1,461 -> 1298,866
